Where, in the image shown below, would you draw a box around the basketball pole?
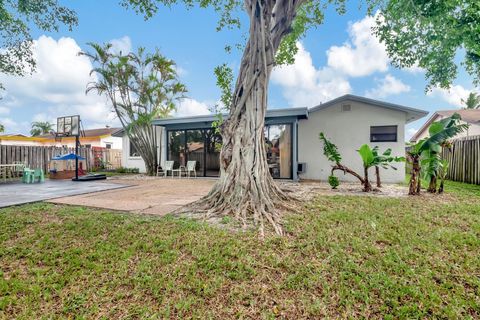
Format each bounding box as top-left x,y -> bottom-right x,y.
75,134 -> 79,181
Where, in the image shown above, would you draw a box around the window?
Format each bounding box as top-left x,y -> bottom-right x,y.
129,141 -> 140,157
105,143 -> 112,149
370,125 -> 397,142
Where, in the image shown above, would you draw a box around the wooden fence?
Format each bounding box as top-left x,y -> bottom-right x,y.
441,135 -> 480,185
0,145 -> 122,173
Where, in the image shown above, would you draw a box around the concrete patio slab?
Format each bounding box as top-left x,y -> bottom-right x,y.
0,179 -> 130,208
48,177 -> 216,215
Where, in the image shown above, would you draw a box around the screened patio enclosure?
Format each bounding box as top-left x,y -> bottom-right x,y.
153,108 -> 308,180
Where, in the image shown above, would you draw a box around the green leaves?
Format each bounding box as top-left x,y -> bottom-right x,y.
461,92 -> 480,109
358,144 -> 375,167
83,43 -> 187,174
30,122 -> 54,137
374,0 -> 480,89
319,132 -> 342,165
0,0 -> 78,90
420,113 -> 469,152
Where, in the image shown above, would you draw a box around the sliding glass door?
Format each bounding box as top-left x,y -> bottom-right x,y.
265,124 -> 292,179
186,130 -> 205,175
167,123 -> 292,179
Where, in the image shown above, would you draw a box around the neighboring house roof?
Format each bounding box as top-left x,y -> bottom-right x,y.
410,109 -> 480,142
310,94 -> 428,123
38,127 -> 122,139
0,134 -> 45,142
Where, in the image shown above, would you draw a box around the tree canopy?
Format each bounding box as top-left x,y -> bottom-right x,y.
82,43 -> 187,175
0,0 -> 77,91
30,121 -> 54,136
461,92 -> 480,109
374,0 -> 480,90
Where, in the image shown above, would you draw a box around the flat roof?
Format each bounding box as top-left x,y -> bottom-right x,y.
151,107 -> 309,126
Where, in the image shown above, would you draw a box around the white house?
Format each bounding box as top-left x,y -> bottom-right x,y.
116,95 -> 428,183
410,109 -> 480,143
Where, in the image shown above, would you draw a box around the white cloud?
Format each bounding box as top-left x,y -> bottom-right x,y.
175,98 -> 211,117
0,117 -> 29,133
407,127 -> 418,140
0,35 -> 119,132
327,14 -> 389,77
365,74 -> 411,98
109,36 -> 132,55
271,43 -> 352,107
0,106 -> 9,115
427,85 -> 475,108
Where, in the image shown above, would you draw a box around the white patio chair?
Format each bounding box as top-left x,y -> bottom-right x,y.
158,161 -> 174,177
186,161 -> 197,178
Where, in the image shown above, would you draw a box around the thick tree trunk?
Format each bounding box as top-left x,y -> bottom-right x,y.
409,156 -> 421,195
331,164 -> 365,185
363,166 -> 372,192
375,166 -> 381,188
191,0 -> 304,235
427,176 -> 437,193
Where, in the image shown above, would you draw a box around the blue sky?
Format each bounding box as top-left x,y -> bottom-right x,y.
0,0 -> 476,140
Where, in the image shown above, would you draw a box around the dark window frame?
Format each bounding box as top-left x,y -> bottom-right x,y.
370,125 -> 398,142
129,140 -> 140,157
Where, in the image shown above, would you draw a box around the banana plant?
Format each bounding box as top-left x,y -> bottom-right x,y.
438,159 -> 449,194
358,144 -> 375,192
421,113 -> 468,193
407,113 -> 468,195
372,147 -> 405,188
319,132 -> 365,188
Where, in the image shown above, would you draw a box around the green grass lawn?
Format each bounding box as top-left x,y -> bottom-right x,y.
1,180 -> 479,319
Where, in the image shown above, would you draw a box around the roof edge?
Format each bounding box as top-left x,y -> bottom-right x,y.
310,94 -> 428,121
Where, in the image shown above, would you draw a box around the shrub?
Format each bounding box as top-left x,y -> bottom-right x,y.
328,175 -> 339,189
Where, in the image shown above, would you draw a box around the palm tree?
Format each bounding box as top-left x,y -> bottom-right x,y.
30,121 -> 54,136
81,43 -> 186,175
461,92 -> 480,109
0,123 -> 4,133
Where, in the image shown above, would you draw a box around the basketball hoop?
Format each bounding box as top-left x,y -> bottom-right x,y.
57,115 -> 82,181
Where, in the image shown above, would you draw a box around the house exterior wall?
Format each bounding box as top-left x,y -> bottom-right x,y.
99,136 -> 123,149
0,139 -> 44,146
121,127 -> 165,173
298,100 -> 406,183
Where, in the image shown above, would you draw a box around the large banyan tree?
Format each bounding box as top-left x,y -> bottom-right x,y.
122,0 -> 480,234
122,0 -> 343,235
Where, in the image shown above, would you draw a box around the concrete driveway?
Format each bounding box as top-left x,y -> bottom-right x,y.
48,176 -> 216,215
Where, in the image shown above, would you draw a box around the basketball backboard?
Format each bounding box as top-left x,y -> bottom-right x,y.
57,115 -> 80,137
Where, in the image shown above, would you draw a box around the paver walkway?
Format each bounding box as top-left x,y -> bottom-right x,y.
48,177 -> 215,215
